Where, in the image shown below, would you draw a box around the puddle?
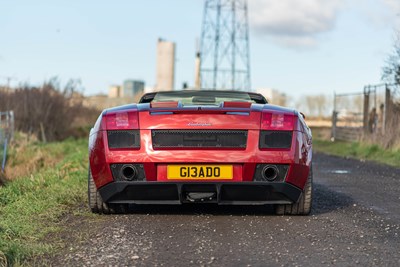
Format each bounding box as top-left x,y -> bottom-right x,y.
331,170 -> 350,174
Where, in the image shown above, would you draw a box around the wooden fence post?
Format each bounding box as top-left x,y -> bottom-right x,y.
331,111 -> 337,141
363,87 -> 370,133
384,85 -> 391,134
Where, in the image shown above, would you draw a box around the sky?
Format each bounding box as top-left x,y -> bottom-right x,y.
0,0 -> 399,98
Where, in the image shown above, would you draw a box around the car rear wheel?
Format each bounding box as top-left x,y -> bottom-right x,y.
275,165 -> 313,215
88,169 -> 128,214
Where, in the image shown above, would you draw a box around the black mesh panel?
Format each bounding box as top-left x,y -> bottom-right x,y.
259,131 -> 292,149
152,130 -> 248,149
107,130 -> 140,149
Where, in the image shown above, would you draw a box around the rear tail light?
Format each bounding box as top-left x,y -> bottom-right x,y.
102,110 -> 140,149
103,110 -> 139,130
260,111 -> 295,150
261,111 -> 295,131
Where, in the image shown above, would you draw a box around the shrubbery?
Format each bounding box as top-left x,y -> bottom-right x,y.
0,78 -> 98,142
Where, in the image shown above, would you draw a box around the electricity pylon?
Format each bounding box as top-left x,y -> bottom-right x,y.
199,0 -> 251,91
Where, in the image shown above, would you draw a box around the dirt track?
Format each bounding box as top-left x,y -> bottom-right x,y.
44,152 -> 400,266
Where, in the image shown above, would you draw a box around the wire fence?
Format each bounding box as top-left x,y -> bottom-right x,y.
332,83 -> 400,147
0,111 -> 14,173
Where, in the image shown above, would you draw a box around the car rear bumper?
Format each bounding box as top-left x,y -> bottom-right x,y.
98,182 -> 302,205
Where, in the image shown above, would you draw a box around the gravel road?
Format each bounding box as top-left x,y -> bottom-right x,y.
46,152 -> 400,266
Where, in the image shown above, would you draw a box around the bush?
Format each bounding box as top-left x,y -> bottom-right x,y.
0,78 -> 98,142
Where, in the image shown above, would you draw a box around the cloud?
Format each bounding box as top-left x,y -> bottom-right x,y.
272,36 -> 318,48
249,0 -> 345,48
381,0 -> 400,12
380,0 -> 400,25
350,0 -> 400,30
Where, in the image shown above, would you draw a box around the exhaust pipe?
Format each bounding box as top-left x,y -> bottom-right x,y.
120,164 -> 138,181
262,165 -> 279,181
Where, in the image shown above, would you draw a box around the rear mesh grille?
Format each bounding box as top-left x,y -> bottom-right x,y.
259,131 -> 292,149
152,130 -> 248,149
107,130 -> 140,149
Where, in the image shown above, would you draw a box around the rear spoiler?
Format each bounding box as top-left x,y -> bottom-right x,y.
137,102 -> 264,115
139,91 -> 268,104
150,101 -> 251,109
136,101 -> 264,115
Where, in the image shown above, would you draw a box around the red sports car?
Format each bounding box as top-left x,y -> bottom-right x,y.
88,90 -> 313,215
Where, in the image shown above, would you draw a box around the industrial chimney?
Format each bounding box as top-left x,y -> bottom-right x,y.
155,38 -> 176,91
194,51 -> 201,89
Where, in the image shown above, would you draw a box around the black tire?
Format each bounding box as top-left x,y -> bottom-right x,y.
88,169 -> 127,214
88,169 -> 99,213
275,165 -> 313,215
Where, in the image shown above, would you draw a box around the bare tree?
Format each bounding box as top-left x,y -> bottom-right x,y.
352,95 -> 364,112
315,95 -> 328,118
0,78 -> 97,142
302,94 -> 330,118
295,96 -> 310,116
382,33 -> 400,85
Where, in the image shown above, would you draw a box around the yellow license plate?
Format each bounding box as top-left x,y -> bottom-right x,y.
167,165 -> 233,180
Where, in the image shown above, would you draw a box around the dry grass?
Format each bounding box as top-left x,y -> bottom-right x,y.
0,251 -> 7,267
0,172 -> 6,186
2,133 -> 70,181
310,126 -> 332,141
362,102 -> 400,149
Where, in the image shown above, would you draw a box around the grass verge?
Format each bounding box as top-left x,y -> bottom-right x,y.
313,139 -> 400,168
0,138 -> 88,266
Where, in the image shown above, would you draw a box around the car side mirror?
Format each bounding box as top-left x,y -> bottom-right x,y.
300,112 -> 306,119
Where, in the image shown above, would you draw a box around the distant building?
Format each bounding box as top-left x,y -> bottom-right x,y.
84,93 -> 144,111
122,80 -> 145,98
257,88 -> 287,106
155,38 -> 175,91
108,85 -> 121,98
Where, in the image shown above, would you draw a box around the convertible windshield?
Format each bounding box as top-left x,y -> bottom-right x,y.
140,90 -> 267,105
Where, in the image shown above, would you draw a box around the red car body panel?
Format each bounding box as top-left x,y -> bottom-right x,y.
89,91 -> 312,205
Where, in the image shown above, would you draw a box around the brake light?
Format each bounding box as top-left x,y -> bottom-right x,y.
103,110 -> 139,130
223,101 -> 252,108
261,111 -> 295,131
150,101 -> 179,108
